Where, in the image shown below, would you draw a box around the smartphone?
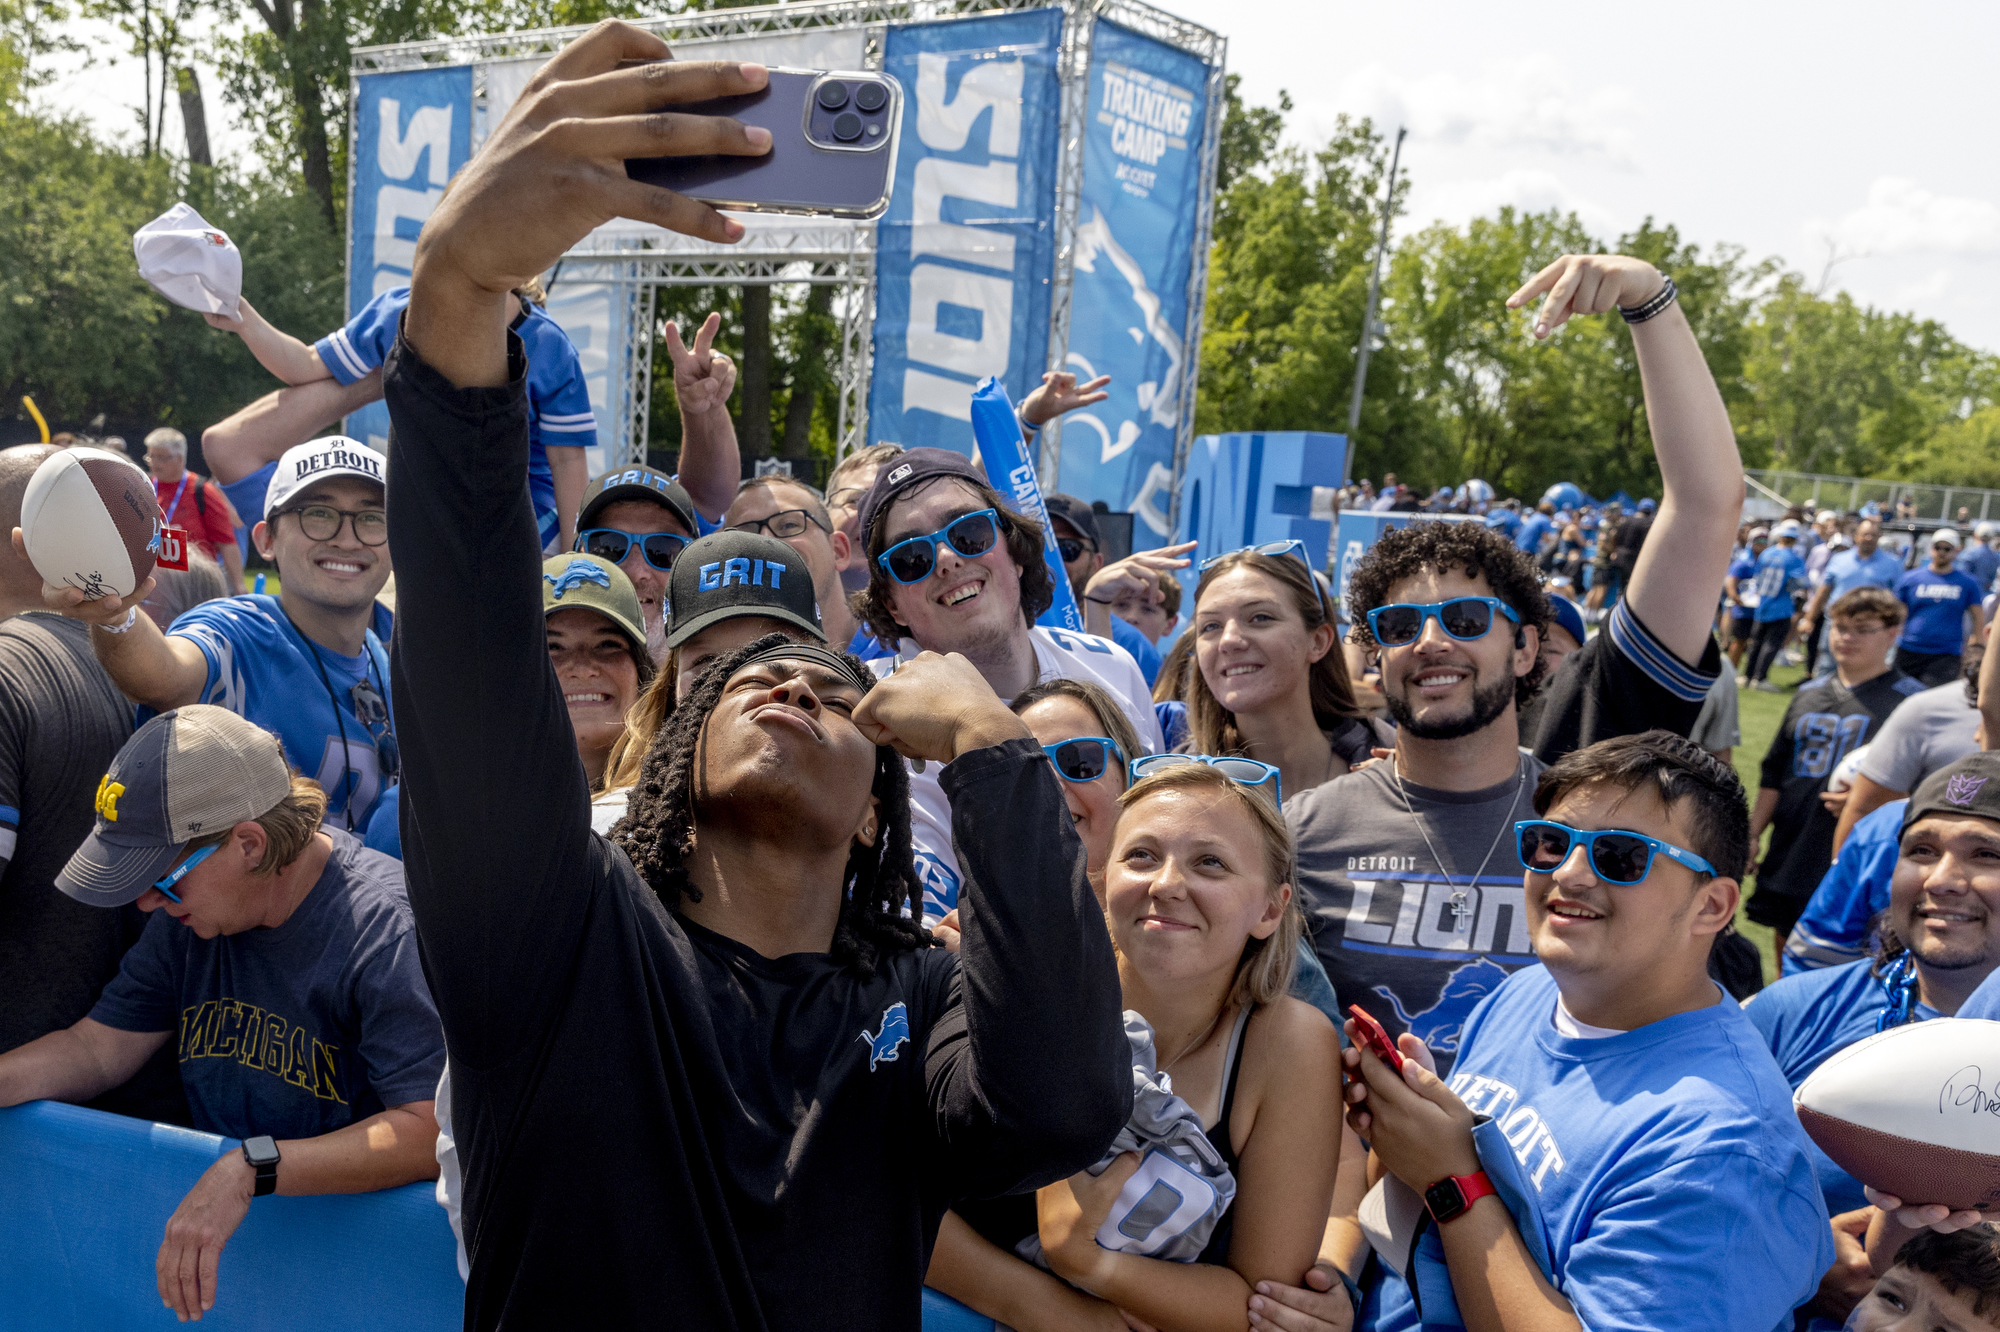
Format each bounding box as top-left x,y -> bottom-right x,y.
624,67 -> 901,220
1348,1005 -> 1405,1073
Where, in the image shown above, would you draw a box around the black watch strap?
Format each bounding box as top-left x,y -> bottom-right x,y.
241,1135 -> 280,1197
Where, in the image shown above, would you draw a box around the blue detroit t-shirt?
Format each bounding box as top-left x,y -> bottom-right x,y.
1745,958 -> 1938,1217
89,830 -> 445,1140
1782,799 -> 1906,975
316,287 -> 595,550
1897,565 -> 1985,654
1754,545 -> 1808,622
1728,552 -> 1759,617
1962,966 -> 2000,1020
1370,967 -> 1833,1332
167,594 -> 395,831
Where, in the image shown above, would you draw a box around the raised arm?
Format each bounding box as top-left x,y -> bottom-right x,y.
12,530 -> 209,710
200,372 -> 384,485
204,295 -> 331,385
664,314 -> 740,521
1511,255 -> 1743,666
389,24 -> 770,1066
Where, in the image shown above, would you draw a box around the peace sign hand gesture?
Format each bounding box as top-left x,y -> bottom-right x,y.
1507,254 -> 1666,340
665,312 -> 737,415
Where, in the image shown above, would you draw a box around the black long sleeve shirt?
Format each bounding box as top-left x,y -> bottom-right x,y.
381,329 -> 1130,1331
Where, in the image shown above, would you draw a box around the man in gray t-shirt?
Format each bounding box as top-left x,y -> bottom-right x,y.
1832,674 -> 1980,853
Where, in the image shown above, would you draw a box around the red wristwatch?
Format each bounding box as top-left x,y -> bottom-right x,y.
1424,1170 -> 1497,1223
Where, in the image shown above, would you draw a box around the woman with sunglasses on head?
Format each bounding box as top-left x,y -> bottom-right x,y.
1182,543 -> 1388,803
928,761 -> 1341,1332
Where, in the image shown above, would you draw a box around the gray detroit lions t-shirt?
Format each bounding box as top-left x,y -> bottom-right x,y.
1286,756 -> 1544,1075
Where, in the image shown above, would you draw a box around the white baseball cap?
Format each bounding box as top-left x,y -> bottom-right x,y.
1933,527 -> 1963,549
133,203 -> 242,320
264,437 -> 387,520
1773,519 -> 1804,540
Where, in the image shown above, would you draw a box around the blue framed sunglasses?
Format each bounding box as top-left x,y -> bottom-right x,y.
1043,737 -> 1125,783
1367,596 -> 1520,647
1514,820 -> 1717,885
576,527 -> 691,572
1128,753 -> 1282,805
1200,539 -> 1329,617
152,843 -> 220,904
877,509 -> 1001,584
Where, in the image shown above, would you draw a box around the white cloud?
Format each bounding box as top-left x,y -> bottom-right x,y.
1815,178 -> 2000,256
1413,169 -> 1619,235
1296,58 -> 1640,166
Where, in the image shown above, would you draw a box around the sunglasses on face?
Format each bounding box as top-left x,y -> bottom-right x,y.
279,504 -> 388,547
1127,752 -> 1283,805
349,679 -> 400,779
731,508 -> 830,540
1367,596 -> 1520,647
1514,820 -> 1717,886
877,509 -> 1001,584
1042,736 -> 1124,783
153,842 -> 221,904
576,527 -> 691,572
1056,536 -> 1097,564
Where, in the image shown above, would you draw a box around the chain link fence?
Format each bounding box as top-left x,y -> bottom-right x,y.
1745,469 -> 2000,525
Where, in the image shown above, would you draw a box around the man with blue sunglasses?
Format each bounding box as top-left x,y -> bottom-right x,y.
851,447 -> 1163,923
1345,730 -> 1830,1332
573,465 -> 712,665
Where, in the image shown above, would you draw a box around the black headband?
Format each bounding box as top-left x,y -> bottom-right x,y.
734,641 -> 872,695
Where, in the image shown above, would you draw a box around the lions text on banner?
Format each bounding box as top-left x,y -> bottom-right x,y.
344,67 -> 473,448
1055,22 -> 1211,545
868,8 -> 1064,455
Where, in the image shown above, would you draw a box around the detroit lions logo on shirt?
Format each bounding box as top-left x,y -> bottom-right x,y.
858,1001 -> 911,1072
1375,957 -> 1511,1054
545,559 -> 612,600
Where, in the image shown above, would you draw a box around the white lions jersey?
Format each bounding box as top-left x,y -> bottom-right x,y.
869,626 -> 1164,923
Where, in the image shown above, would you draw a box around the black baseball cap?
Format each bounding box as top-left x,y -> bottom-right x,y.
577,465 -> 698,537
855,447 -> 990,555
664,530 -> 826,649
1903,753 -> 2000,835
1043,493 -> 1099,547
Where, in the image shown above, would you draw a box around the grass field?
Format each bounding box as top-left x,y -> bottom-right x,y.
1729,655 -> 1813,981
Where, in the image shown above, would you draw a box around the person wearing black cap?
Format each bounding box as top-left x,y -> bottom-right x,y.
0,704 -> 444,1323
379,34 -> 1130,1325
573,464 -> 706,664
725,474 -> 865,653
1041,491 -> 1186,688
1748,750 -> 2000,1319
851,448 -> 1164,923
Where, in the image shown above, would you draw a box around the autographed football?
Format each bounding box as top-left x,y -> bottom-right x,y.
19,447 -> 160,599
1794,1018 -> 2000,1213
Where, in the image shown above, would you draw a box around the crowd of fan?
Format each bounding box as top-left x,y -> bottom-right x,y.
4,34 -> 2000,1332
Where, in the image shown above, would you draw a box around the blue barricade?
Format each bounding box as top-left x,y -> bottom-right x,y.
2,1099 -> 1002,1331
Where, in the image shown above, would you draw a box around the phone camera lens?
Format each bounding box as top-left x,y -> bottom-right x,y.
855,82 -> 888,112
817,81 -> 849,111
833,111 -> 863,142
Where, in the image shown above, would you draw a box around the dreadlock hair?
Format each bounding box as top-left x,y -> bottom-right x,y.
1343,519 -> 1554,709
611,633 -> 929,976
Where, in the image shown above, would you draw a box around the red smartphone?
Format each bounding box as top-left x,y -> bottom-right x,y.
1348,1004 -> 1405,1073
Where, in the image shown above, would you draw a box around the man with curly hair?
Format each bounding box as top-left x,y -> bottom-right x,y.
1258,251 -> 1743,1327
376,30 -> 1131,1330
851,447 -> 1162,923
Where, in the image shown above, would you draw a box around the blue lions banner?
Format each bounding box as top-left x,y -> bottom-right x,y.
868,9 -> 1063,455
345,66 -> 474,445
1055,22 -> 1211,546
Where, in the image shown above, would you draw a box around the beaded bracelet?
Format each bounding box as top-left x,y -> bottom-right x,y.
1619,275 -> 1678,324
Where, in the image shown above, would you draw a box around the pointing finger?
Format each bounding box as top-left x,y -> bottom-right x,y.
1507,255 -> 1565,309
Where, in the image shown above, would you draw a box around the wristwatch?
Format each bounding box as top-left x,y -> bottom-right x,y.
241,1135 -> 280,1197
1424,1169 -> 1496,1223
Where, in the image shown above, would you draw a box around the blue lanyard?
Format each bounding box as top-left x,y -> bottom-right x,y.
161,473 -> 192,524
1876,953 -> 1919,1033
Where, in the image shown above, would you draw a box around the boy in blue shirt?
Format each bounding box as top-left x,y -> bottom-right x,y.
1748,753 -> 2000,1325
1345,730 -> 1831,1332
1745,519 -> 1809,688
1896,529 -> 1987,688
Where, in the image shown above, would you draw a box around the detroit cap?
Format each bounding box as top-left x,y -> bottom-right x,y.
854,447 -> 988,556
665,530 -> 825,649
133,202 -> 242,319
541,553 -> 646,658
57,706 -> 293,908
265,436 -> 387,521
577,466 -> 698,537
1903,752 -> 2000,837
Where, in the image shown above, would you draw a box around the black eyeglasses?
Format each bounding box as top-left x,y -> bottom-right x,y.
1366,597 -> 1520,647
278,504 -> 387,547
349,679 -> 400,779
1055,536 -> 1097,564
1514,820 -> 1716,885
877,509 -> 1001,584
730,509 -> 830,540
576,527 -> 691,572
1042,737 -> 1123,783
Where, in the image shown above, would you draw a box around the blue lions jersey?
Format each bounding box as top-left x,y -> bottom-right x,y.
316,287 -> 594,550
1782,799 -> 1906,975
166,594 -> 395,832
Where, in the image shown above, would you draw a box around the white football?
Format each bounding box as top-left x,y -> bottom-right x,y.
20,447 -> 161,600
1795,1017 -> 2000,1212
